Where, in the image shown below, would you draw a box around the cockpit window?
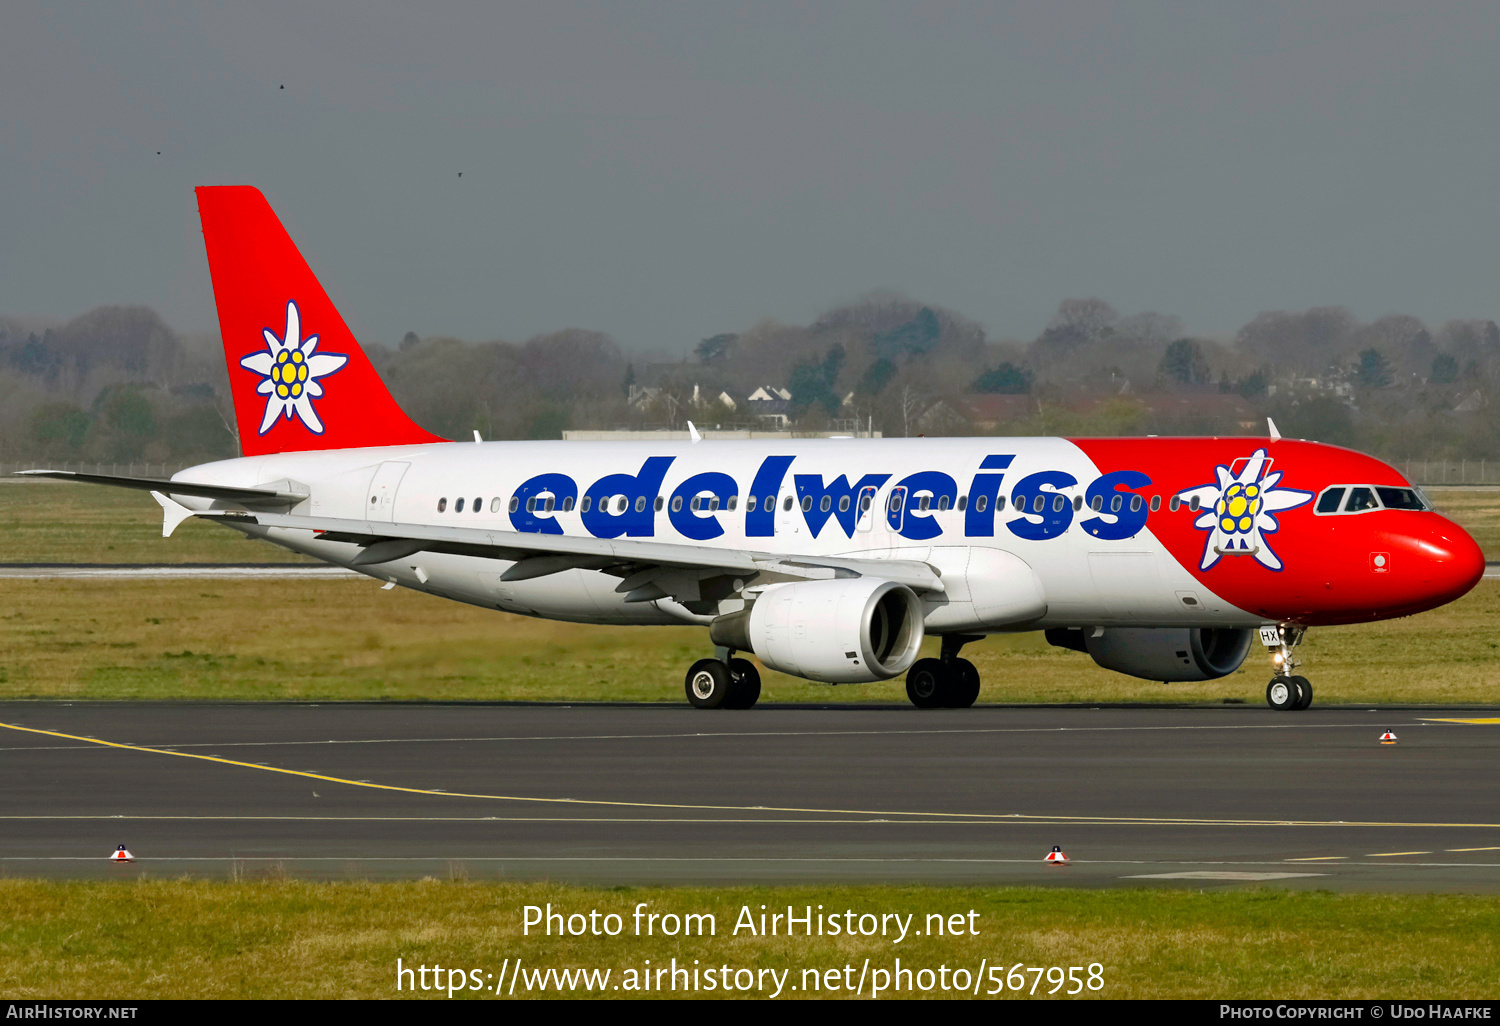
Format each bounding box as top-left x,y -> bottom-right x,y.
1376,487 -> 1426,510
1317,483 -> 1431,515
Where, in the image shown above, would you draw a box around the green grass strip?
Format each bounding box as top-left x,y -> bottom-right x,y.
2,879 -> 1497,999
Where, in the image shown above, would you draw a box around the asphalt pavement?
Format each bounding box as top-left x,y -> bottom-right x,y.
3,701 -> 1499,891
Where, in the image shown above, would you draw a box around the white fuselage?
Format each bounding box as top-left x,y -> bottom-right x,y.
173,437 -> 1254,631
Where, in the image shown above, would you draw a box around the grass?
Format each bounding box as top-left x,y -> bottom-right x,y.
0,479 -> 312,564
1,574 -> 1498,704
1,880 -> 1496,999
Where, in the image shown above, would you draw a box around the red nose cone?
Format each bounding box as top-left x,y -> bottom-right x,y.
1416,519 -> 1486,608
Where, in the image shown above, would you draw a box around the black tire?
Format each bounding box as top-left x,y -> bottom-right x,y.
1266,676 -> 1298,711
906,658 -> 950,709
685,658 -> 733,709
1290,675 -> 1312,710
726,658 -> 762,709
947,658 -> 981,708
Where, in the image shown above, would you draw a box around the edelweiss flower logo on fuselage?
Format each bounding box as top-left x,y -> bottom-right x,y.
239,301 -> 348,435
1176,448 -> 1312,572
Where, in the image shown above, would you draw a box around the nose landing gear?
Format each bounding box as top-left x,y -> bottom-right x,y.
1260,624 -> 1311,711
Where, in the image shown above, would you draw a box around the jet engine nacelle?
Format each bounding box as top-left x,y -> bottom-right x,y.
1046,626 -> 1254,682
710,578 -> 925,684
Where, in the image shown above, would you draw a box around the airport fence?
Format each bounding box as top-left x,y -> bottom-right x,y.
1399,460 -> 1500,486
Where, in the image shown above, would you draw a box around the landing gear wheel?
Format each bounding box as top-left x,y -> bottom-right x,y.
906,658 -> 950,709
1266,677 -> 1298,711
685,658 -> 733,709
1290,675 -> 1312,710
947,658 -> 981,708
726,658 -> 762,709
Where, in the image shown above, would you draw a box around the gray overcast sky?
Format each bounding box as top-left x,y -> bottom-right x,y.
3,2 -> 1500,351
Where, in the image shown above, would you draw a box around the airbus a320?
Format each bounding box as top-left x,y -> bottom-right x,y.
23,187 -> 1485,711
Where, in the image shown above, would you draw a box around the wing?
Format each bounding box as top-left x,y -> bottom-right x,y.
230,510 -> 946,605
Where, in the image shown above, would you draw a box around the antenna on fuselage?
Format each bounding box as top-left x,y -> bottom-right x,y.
687,421 -> 702,444
1267,417 -> 1282,441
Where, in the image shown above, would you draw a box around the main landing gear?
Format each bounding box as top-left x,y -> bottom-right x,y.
1262,624 -> 1312,711
906,635 -> 983,709
684,647 -> 762,710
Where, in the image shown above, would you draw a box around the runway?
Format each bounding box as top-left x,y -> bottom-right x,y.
3,702 -> 1500,891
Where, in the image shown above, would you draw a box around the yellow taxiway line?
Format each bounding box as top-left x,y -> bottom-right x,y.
10,719 -> 1500,831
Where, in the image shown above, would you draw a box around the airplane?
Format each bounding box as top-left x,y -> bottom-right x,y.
19,186 -> 1486,711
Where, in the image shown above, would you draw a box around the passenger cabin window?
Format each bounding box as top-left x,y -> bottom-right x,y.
1150,495 -> 1161,512
455,497 -> 465,513
437,497 -> 447,512
783,495 -> 794,511
490,497 -> 502,513
473,496 -> 481,513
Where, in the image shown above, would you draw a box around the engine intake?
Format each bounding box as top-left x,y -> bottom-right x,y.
1046,626 -> 1253,682
711,578 -> 925,683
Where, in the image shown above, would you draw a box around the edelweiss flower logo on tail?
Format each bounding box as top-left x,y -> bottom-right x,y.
1176,448 -> 1312,572
238,301 -> 348,434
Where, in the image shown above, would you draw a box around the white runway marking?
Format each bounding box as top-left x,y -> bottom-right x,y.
2,856 -> 1494,871
1122,871 -> 1324,881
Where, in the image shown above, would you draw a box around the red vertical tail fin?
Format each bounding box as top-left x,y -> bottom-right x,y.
196,186 -> 445,456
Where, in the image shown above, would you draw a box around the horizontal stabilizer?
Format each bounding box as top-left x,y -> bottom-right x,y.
13,470 -> 306,506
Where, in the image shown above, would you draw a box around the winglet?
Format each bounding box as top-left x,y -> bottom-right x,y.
1267,417 -> 1282,441
150,491 -> 199,538
473,430 -> 482,444
687,421 -> 702,443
